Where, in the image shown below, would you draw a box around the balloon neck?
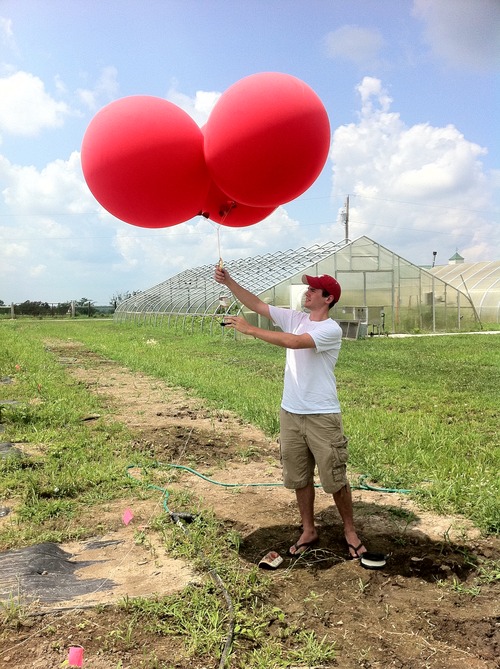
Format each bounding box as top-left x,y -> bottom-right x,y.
199,201 -> 237,220
219,200 -> 237,217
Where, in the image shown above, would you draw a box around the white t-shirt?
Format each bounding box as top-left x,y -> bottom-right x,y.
269,305 -> 342,414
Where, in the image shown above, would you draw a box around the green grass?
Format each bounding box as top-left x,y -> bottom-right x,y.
337,335 -> 499,532
116,510 -> 337,667
0,318 -> 499,668
0,322 -> 145,547
0,318 -> 499,539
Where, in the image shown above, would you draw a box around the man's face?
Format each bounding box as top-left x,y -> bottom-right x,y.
304,285 -> 329,309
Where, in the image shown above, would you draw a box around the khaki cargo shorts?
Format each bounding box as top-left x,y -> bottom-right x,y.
279,408 -> 349,494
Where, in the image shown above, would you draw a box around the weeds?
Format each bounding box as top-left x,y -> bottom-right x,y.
0,591 -> 32,628
0,319 -> 499,667
3,319 -> 498,532
436,577 -> 481,597
477,558 -> 500,584
289,629 -> 337,665
0,321 -> 497,532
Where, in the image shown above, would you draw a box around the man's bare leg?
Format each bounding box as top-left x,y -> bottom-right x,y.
333,483 -> 366,557
289,482 -> 319,555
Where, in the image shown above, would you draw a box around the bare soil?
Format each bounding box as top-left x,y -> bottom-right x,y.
0,341 -> 498,669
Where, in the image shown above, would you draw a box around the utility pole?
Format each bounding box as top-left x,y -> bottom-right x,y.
343,195 -> 349,243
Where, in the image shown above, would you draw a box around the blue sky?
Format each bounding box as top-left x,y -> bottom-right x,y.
1,0 -> 499,305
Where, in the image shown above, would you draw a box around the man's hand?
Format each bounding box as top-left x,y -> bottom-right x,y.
213,267 -> 271,321
223,316 -> 316,349
221,316 -> 253,335
214,265 -> 229,285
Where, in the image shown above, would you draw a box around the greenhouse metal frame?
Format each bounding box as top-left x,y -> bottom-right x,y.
114,236 -> 479,334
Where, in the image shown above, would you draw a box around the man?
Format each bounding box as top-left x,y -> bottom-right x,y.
214,266 -> 366,559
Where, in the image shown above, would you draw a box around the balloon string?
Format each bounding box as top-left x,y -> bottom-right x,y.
216,203 -> 232,269
217,225 -> 223,269
213,201 -> 237,270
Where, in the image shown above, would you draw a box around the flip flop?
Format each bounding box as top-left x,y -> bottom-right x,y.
360,552 -> 387,570
258,551 -> 284,570
289,538 -> 318,558
347,542 -> 367,559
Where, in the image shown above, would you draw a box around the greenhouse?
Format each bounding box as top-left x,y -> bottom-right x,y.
430,259 -> 500,325
114,236 -> 479,335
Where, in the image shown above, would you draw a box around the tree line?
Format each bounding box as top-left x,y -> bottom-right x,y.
0,291 -> 141,317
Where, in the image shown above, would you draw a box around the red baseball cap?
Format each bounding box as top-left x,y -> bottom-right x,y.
302,274 -> 341,303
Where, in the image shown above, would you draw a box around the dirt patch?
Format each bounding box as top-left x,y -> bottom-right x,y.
0,340 -> 498,669
0,514 -> 198,610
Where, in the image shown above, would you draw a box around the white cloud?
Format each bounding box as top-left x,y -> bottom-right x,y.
76,66 -> 119,111
324,25 -> 386,68
166,86 -> 221,127
110,206 -> 303,285
330,77 -> 496,263
0,71 -> 70,136
392,124 -> 487,199
0,16 -> 16,51
0,150 -> 112,300
0,140 -> 305,302
412,0 -> 500,71
357,76 -> 393,115
218,207 -> 303,255
2,151 -> 92,214
29,264 -> 47,278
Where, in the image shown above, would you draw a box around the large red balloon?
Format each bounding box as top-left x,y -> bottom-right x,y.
199,124 -> 276,227
200,179 -> 276,228
81,96 -> 210,228
204,72 -> 330,208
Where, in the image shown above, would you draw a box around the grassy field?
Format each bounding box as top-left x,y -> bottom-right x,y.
1,318 -> 498,537
1,319 -> 499,669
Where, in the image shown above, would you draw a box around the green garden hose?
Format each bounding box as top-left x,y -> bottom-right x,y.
127,462 -> 412,505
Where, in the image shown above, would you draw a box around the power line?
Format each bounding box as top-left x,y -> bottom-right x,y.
346,193 -> 498,216
2,220 -> 498,243
0,191 -> 497,219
